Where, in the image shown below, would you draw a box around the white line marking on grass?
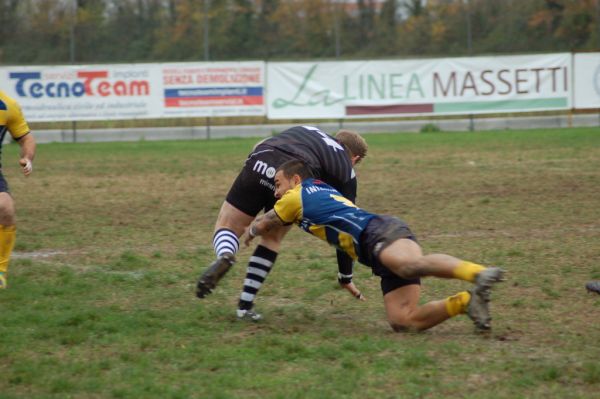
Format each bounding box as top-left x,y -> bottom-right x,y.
13,250 -> 67,259
16,253 -> 149,280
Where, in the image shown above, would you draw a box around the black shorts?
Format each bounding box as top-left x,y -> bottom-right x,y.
0,173 -> 9,193
359,215 -> 421,295
225,145 -> 295,217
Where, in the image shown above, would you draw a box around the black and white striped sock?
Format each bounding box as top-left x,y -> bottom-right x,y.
213,228 -> 239,257
238,245 -> 277,311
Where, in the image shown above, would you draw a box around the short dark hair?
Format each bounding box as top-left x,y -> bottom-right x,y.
277,160 -> 313,179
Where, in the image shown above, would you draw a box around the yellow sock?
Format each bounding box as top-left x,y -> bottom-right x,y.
452,261 -> 486,282
445,291 -> 471,317
0,225 -> 16,274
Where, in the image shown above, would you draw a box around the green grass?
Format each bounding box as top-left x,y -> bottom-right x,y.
1,127 -> 599,398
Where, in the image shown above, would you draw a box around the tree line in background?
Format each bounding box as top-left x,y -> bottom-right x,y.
0,0 -> 599,65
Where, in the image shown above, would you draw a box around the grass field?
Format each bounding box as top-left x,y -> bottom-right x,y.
1,127 -> 599,398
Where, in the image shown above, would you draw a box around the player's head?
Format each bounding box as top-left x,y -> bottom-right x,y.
335,130 -> 368,165
274,160 -> 313,198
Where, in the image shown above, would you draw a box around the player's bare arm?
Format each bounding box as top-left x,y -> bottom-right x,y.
244,210 -> 284,246
17,133 -> 36,176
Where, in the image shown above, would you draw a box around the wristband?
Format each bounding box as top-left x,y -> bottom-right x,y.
337,272 -> 353,285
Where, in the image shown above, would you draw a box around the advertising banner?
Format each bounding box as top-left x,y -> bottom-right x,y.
161,62 -> 265,117
0,61 -> 265,122
573,53 -> 600,109
267,54 -> 572,119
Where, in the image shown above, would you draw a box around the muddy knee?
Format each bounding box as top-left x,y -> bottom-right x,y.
390,322 -> 411,332
395,263 -> 421,279
388,313 -> 419,333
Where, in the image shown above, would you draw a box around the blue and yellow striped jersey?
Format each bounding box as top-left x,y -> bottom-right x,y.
0,90 -> 29,140
274,178 -> 375,260
0,90 -> 30,166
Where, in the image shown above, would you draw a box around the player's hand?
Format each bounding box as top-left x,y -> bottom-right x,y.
341,281 -> 366,301
243,231 -> 253,247
243,225 -> 256,247
19,158 -> 33,176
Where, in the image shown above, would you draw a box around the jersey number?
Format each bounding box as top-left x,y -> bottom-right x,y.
303,126 -> 344,152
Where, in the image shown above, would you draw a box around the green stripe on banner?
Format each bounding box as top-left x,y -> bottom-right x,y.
434,97 -> 568,113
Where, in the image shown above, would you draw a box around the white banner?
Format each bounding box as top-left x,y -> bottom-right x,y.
0,61 -> 266,122
267,54 -> 572,119
573,53 -> 600,109
161,62 -> 265,117
1,55 -> 579,122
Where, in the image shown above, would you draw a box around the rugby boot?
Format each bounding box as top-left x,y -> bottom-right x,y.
473,267 -> 505,302
236,308 -> 262,321
466,288 -> 491,331
467,267 -> 505,331
196,253 -> 236,298
586,281 -> 600,295
0,272 -> 6,289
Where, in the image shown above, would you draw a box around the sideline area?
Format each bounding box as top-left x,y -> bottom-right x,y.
28,113 -> 600,143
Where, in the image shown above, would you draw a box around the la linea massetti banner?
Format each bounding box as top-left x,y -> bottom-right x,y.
267,53 -> 571,119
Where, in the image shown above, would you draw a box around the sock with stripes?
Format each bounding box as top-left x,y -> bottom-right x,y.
213,228 -> 239,257
238,245 -> 277,311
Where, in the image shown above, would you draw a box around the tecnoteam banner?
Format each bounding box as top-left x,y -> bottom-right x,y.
573,53 -> 600,109
0,61 -> 265,122
267,53 -> 572,119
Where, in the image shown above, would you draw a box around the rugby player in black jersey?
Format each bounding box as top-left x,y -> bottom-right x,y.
196,126 -> 368,321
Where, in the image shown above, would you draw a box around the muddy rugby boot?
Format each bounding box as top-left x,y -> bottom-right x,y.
236,308 -> 262,321
586,281 -> 600,295
467,267 -> 505,331
474,267 -> 505,302
196,253 -> 236,298
466,288 -> 491,331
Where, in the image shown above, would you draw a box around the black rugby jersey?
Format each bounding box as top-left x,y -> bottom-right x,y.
261,125 -> 357,200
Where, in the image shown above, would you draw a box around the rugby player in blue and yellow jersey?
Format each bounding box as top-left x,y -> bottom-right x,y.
245,160 -> 505,332
0,90 -> 36,288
